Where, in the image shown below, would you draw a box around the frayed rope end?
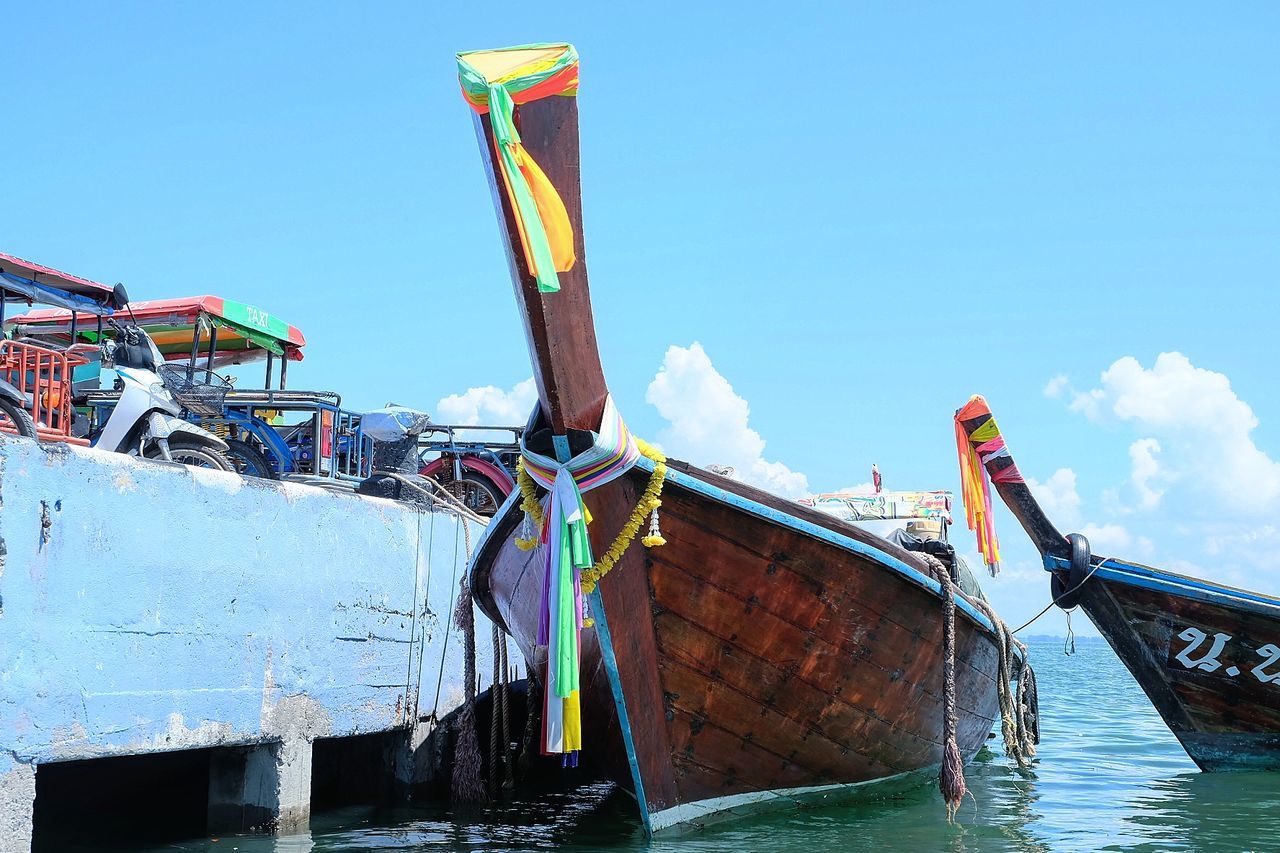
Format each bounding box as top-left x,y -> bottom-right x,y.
939,740 -> 967,822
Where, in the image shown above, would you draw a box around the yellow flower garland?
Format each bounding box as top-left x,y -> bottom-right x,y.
512,438 -> 668,599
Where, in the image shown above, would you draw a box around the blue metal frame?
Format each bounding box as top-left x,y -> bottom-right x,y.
205,409 -> 297,474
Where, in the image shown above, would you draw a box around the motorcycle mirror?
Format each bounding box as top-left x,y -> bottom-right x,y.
110,283 -> 130,310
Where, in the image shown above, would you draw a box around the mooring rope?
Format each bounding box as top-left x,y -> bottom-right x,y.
519,671 -> 539,782
489,622 -> 501,797
1007,555 -> 1112,635
923,553 -> 1040,820
974,597 -> 1038,768
451,517 -> 488,804
370,469 -> 492,527
927,554 -> 966,820
499,632 -> 514,790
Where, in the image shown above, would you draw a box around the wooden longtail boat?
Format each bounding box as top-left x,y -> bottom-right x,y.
956,395 -> 1280,771
457,43 -> 1009,833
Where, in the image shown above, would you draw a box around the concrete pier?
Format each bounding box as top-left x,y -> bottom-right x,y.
0,436 -> 519,851
206,739 -> 313,833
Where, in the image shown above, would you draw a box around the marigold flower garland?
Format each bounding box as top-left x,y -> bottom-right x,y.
514,437 -> 667,600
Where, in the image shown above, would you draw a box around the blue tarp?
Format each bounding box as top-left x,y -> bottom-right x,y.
1,272 -> 115,316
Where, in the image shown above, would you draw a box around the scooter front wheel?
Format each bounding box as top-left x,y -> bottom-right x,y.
145,436 -> 236,472
0,398 -> 37,439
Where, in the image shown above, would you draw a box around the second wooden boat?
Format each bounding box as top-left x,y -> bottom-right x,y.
456,43 -> 1016,833
956,394 -> 1280,771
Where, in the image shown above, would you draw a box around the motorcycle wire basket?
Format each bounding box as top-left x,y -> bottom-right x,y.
158,364 -> 232,417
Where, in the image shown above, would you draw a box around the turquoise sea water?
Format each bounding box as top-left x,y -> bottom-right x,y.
114,640 -> 1280,851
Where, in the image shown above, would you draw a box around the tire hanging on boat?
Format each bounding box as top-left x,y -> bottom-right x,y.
1051,533 -> 1093,610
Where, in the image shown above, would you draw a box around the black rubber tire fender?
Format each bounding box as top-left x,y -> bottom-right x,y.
1051,532 -> 1092,610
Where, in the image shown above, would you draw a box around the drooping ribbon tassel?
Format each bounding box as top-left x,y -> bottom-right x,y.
642,502 -> 666,548
486,84 -> 576,293
954,395 -> 1023,576
457,44 -> 579,293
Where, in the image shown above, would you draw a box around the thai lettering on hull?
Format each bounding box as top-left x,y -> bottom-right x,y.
1171,627 -> 1280,683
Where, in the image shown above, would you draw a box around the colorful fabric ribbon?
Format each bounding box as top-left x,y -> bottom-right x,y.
457,43 -> 578,293
954,395 -> 1023,575
520,396 -> 642,757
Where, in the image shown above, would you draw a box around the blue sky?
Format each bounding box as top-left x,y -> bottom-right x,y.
4,3 -> 1277,634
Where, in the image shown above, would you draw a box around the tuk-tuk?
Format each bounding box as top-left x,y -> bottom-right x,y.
0,251 -> 124,441
14,295 -> 368,482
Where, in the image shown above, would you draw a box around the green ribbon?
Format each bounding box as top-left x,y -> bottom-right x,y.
555,493 -> 592,696
488,84 -> 561,293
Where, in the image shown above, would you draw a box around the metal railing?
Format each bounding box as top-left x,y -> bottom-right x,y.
0,339 -> 89,444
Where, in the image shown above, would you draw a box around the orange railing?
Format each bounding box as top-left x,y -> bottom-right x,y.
0,340 -> 90,445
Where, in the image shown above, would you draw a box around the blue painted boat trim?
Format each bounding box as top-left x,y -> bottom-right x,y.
637,457 -> 996,635
1043,554 -> 1280,619
549,434 -> 650,831
588,587 -> 653,835
471,490 -> 519,559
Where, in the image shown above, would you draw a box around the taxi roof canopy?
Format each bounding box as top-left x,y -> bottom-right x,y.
11,295 -> 305,364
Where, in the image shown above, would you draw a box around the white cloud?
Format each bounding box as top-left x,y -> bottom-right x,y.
832,482 -> 875,495
1039,352 -> 1280,599
1079,523 -> 1141,556
1043,375 -> 1069,399
1129,438 -> 1165,510
435,378 -> 537,426
1027,468 -> 1082,529
646,342 -> 809,498
1068,387 -> 1106,422
1068,352 -> 1280,515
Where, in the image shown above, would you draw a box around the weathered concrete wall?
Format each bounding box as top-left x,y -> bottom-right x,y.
0,436 -> 516,848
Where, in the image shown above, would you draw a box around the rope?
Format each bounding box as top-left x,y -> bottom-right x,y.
1008,555 -> 1112,634
974,597 -> 1038,768
519,670 -> 539,782
922,552 -> 1039,820
499,633 -> 514,790
450,517 -> 487,804
370,469 -> 492,527
931,555 -> 966,820
489,622 -> 501,797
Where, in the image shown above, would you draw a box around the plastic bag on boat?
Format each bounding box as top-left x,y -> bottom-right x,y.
360,406 -> 433,442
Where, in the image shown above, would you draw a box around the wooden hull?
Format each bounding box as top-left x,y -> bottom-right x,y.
1065,556 -> 1280,770
954,395 -> 1280,774
473,459 -> 1003,831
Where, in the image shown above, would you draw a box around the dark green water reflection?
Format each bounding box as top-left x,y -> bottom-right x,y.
109,640 -> 1280,851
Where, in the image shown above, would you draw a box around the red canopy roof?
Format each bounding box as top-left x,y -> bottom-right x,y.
0,251 -> 118,299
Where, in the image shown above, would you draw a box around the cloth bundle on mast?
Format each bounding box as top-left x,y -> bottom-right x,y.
457,44 -> 578,293
517,396 -> 642,760
954,395 -> 1023,575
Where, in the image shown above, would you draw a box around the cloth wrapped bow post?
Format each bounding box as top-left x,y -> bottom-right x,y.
457,43 -> 578,293
954,395 -> 1024,575
519,397 -> 642,759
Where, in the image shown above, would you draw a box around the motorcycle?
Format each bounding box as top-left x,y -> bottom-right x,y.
89,320 -> 235,471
